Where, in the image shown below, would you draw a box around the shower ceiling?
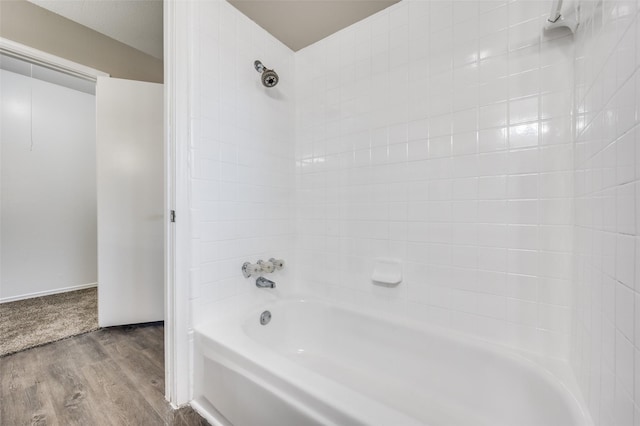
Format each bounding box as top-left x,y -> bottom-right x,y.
227,0 -> 401,51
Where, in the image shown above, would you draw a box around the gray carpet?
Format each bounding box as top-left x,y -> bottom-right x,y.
0,287 -> 98,356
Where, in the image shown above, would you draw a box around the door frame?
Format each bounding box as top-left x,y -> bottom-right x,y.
0,41 -> 106,303
164,0 -> 190,406
0,39 -> 110,309
1,37 -> 186,406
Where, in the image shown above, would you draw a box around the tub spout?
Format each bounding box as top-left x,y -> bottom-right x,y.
256,276 -> 276,288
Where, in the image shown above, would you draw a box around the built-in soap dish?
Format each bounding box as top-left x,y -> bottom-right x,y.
371,258 -> 402,286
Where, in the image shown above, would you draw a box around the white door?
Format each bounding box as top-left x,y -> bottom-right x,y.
96,76 -> 164,327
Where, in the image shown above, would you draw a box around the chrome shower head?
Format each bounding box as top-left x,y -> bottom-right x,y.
261,69 -> 279,87
254,60 -> 279,88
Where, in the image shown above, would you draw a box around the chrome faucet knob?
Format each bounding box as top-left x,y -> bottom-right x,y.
242,262 -> 261,278
269,258 -> 285,270
257,259 -> 275,274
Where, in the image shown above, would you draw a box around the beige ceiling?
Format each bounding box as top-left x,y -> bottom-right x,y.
228,0 -> 401,51
28,0 -> 163,59
25,0 -> 400,58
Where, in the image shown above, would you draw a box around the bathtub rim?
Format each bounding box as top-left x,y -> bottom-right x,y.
195,322 -> 426,425
194,294 -> 594,426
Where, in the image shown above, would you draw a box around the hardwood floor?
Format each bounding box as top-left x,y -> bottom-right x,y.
0,323 -> 209,426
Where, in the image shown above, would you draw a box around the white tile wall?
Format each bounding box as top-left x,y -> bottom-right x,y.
186,1 -> 640,422
294,0 -> 576,358
187,0 -> 296,326
571,1 -> 640,424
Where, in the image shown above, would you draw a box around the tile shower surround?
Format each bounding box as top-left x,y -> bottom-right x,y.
187,0 -> 296,325
571,0 -> 640,425
186,0 -> 640,423
296,0 -> 574,359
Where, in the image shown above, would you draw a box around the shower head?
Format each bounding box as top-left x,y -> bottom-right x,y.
254,60 -> 279,88
261,69 -> 279,88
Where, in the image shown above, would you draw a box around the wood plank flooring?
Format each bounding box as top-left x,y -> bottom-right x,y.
0,323 -> 209,426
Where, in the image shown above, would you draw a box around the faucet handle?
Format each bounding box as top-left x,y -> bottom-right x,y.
242,262 -> 261,278
269,258 -> 285,270
257,259 -> 275,274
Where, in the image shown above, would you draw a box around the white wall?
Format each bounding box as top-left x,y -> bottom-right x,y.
571,1 -> 640,424
187,0 -> 296,327
0,69 -> 97,301
295,0 -> 575,358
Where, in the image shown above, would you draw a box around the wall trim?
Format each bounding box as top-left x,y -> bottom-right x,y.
0,282 -> 98,304
0,37 -> 109,80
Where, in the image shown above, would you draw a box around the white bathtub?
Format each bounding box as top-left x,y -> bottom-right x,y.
192,297 -> 592,426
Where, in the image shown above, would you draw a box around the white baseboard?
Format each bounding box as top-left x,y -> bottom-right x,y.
0,282 -> 98,304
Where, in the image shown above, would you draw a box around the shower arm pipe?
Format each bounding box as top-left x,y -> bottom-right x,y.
548,0 -> 564,23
